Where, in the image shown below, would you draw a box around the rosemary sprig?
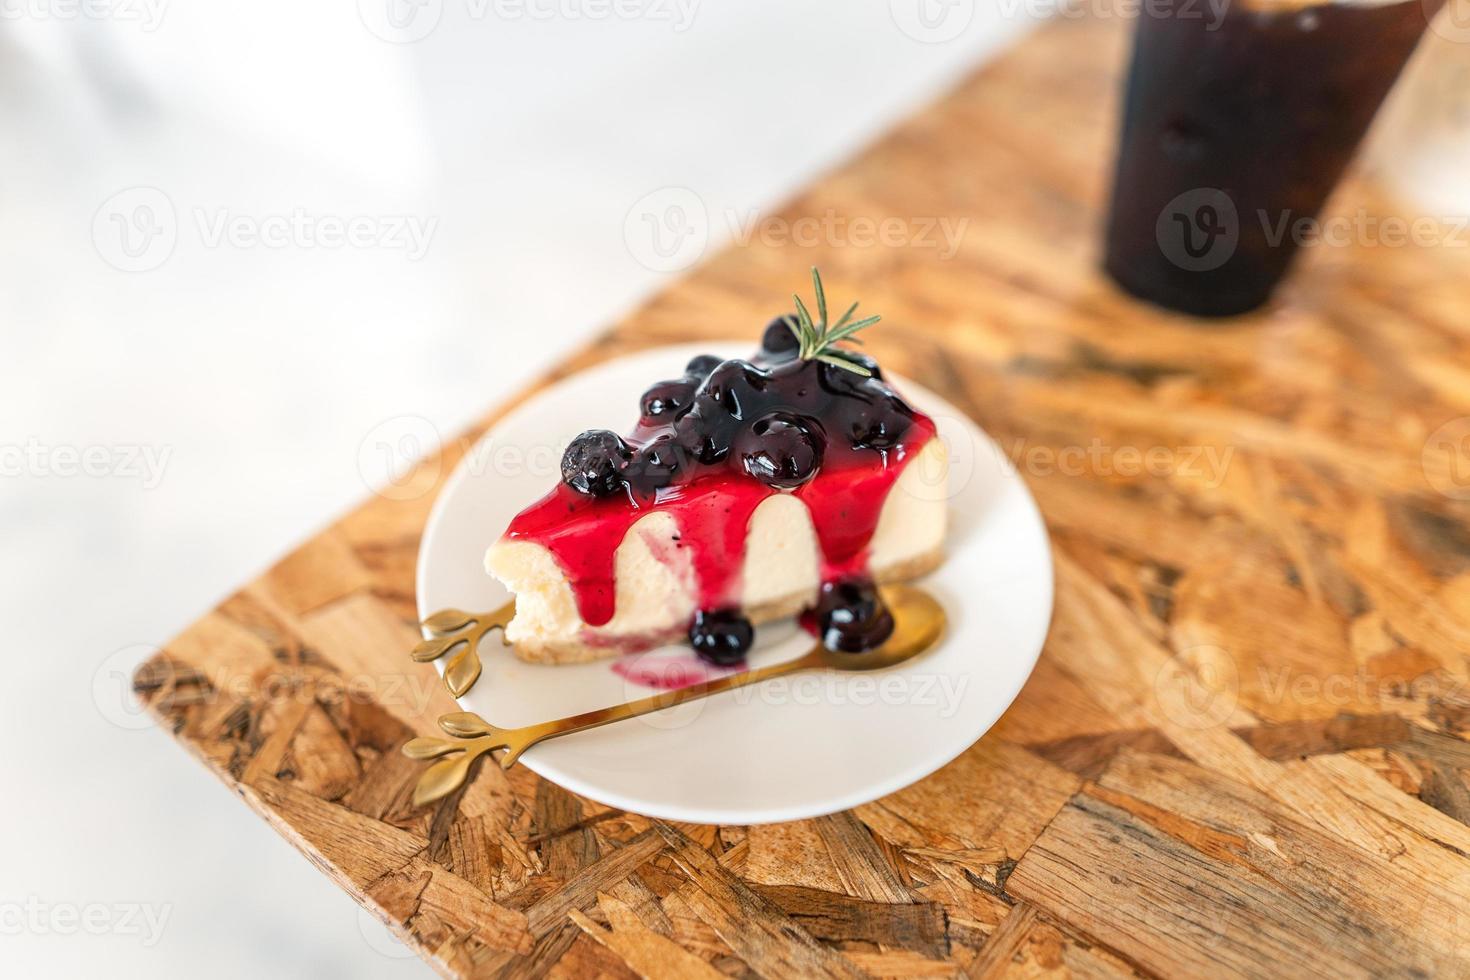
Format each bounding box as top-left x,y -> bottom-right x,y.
782,267 -> 882,376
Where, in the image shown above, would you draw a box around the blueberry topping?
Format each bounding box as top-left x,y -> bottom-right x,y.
760,316 -> 801,359
684,354 -> 723,379
815,579 -> 895,653
697,359 -> 770,421
689,609 -> 754,665
675,414 -> 730,465
624,433 -> 685,494
640,379 -> 695,422
847,395 -> 913,450
560,429 -> 632,497
737,412 -> 821,489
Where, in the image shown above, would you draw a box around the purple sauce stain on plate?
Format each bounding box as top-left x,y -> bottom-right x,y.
611,654 -> 744,691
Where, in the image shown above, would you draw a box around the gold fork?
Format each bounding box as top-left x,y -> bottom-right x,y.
403,585 -> 946,807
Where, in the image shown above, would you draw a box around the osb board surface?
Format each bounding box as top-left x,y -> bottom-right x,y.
136,13 -> 1470,979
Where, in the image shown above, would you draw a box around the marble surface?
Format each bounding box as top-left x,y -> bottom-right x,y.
0,4 -> 1037,975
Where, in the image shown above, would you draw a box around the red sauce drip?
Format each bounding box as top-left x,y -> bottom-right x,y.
504,416 -> 935,628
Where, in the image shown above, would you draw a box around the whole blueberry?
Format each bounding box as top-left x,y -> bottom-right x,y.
737,412 -> 821,489
760,316 -> 801,359
684,354 -> 723,379
688,609 -> 754,665
560,429 -> 631,497
639,379 -> 695,422
816,579 -> 895,653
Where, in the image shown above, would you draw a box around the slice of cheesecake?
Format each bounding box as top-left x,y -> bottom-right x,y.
485,272 -> 947,665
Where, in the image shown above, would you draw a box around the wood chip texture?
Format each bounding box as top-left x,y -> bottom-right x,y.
136,12 -> 1470,978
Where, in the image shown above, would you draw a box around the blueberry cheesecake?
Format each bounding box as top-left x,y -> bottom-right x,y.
486,269 -> 947,664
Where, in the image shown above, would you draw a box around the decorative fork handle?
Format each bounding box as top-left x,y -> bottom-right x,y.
410,601 -> 516,698
405,646 -> 826,806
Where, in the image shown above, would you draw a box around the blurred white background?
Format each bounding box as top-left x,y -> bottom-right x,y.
0,2 -> 1040,976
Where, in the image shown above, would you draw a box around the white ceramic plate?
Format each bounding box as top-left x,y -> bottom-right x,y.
417,343 -> 1053,824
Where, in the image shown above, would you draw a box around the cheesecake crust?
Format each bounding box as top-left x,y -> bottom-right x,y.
505,543 -> 945,665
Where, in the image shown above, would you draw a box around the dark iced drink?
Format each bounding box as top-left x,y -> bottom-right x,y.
1104,0 -> 1442,317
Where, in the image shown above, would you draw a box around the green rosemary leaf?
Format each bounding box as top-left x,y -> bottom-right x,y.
813,352 -> 872,376
792,295 -> 817,357
811,267 -> 828,334
786,267 -> 883,368
823,314 -> 882,346
782,314 -> 803,349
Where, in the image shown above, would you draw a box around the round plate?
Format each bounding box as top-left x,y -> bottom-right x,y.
417,343 -> 1053,824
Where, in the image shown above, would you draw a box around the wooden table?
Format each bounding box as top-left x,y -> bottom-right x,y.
137,13 -> 1470,978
